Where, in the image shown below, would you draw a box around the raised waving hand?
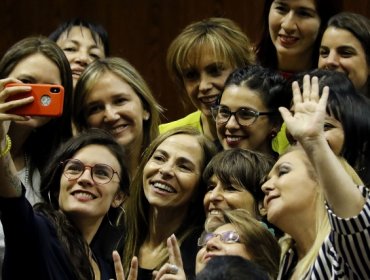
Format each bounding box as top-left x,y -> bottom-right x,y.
280,74 -> 364,218
279,75 -> 328,143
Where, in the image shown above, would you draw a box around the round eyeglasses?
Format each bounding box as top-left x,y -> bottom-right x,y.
197,230 -> 240,247
211,105 -> 276,127
61,159 -> 120,185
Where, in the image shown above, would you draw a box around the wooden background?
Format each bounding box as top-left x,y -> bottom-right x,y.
1,0 -> 369,122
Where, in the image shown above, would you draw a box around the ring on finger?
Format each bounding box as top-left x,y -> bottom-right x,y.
168,263 -> 179,274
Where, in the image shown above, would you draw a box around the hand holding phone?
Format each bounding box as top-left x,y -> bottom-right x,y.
5,83 -> 64,116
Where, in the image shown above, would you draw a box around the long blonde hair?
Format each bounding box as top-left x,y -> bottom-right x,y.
73,57 -> 163,156
279,148 -> 363,278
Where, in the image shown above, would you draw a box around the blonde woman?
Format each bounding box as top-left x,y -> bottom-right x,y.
160,17 -> 255,142
262,75 -> 370,279
73,57 -> 162,177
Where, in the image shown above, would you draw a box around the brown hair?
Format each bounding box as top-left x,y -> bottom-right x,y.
205,209 -> 281,279
122,126 -> 217,273
167,17 -> 255,100
203,148 -> 275,217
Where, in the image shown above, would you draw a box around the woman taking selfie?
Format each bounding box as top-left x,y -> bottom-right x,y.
0,127 -> 129,279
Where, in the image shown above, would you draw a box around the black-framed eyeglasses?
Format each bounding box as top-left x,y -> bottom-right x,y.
211,105 -> 277,127
197,230 -> 240,247
61,159 -> 120,185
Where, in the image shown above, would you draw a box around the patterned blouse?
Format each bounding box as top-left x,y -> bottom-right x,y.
278,185 -> 370,279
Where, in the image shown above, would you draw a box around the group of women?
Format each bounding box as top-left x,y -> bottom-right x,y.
0,0 -> 369,279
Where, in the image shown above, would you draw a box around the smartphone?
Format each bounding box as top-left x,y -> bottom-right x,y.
5,83 -> 64,117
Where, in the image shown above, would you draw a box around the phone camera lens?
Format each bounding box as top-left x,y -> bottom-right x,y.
50,87 -> 60,93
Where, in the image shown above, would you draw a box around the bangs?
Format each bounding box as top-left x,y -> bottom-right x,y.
325,92 -> 343,124
203,155 -> 250,192
177,37 -> 232,74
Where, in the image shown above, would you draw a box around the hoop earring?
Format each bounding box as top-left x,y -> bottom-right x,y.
106,211 -> 115,227
106,205 -> 126,227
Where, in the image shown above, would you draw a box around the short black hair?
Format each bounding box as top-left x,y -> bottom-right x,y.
49,18 -> 110,56
196,255 -> 269,280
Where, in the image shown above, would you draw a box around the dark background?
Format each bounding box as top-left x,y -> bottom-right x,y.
1,0 -> 369,122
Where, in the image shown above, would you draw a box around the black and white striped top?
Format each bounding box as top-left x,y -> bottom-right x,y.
278,185 -> 370,279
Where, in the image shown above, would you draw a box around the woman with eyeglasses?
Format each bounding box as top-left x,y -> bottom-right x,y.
0,128 -> 129,279
212,65 -> 291,157
148,209 -> 280,280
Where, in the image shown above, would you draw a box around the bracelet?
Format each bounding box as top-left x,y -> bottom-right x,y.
0,135 -> 12,158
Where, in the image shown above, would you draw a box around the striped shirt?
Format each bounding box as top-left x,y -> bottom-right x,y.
278,185 -> 370,279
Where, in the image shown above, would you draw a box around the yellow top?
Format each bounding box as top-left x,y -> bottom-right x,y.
159,110 -> 203,134
272,123 -> 290,155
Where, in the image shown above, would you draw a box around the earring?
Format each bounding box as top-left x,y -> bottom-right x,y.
270,131 -> 277,139
143,111 -> 150,121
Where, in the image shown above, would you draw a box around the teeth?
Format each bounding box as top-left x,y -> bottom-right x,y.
153,182 -> 175,193
226,136 -> 242,142
73,191 -> 95,200
209,209 -> 221,215
201,96 -> 218,104
280,35 -> 297,44
110,125 -> 128,134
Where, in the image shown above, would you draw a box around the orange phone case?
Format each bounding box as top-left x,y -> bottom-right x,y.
6,83 -> 64,117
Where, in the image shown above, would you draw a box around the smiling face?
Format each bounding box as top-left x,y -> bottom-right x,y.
318,26 -> 369,91
268,0 -> 320,69
182,45 -> 234,118
143,134 -> 203,211
195,223 -> 250,273
216,85 -> 275,153
58,144 -> 123,222
204,174 -> 256,218
8,53 -> 62,128
261,150 -> 318,228
84,71 -> 149,150
56,26 -> 105,88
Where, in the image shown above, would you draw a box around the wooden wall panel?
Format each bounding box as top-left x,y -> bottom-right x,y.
0,0 -> 369,122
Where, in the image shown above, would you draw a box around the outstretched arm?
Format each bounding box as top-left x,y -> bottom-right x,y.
0,79 -> 34,197
280,75 -> 365,218
0,135 -> 22,197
